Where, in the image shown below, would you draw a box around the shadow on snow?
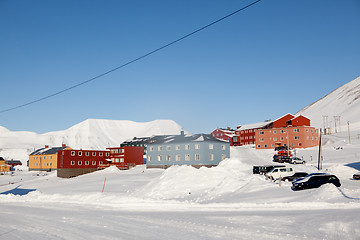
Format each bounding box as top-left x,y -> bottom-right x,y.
345,162 -> 360,171
0,185 -> 36,196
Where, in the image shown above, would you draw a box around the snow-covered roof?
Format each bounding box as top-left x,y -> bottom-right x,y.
30,146 -> 68,155
147,133 -> 227,145
237,122 -> 271,131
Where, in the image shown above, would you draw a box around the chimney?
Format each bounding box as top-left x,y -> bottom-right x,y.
45,145 -> 49,148
62,144 -> 66,148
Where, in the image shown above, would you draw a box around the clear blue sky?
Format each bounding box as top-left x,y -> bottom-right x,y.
1,0 -> 359,134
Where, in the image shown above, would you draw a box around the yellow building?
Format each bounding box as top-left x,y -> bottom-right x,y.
29,144 -> 71,171
0,157 -> 11,173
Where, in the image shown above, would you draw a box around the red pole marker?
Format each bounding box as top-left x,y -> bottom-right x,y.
102,177 -> 107,192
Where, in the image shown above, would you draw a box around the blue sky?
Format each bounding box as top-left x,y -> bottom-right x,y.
1,0 -> 359,134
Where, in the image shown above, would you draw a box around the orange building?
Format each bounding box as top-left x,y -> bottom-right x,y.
255,125 -> 319,149
29,144 -> 71,171
0,157 -> 11,173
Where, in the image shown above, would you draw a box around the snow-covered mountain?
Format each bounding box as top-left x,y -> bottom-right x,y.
0,119 -> 185,162
297,76 -> 360,131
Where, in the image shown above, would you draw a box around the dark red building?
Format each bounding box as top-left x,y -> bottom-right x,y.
211,128 -> 235,142
57,149 -> 110,178
107,146 -> 144,170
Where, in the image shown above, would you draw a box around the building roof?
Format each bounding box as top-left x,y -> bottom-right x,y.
121,137 -> 150,145
5,160 -> 22,164
237,122 -> 271,131
147,133 -> 227,145
0,157 -> 4,161
30,146 -> 68,155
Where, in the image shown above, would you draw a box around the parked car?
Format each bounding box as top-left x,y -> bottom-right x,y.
253,165 -> 286,175
281,172 -> 308,182
292,173 -> 341,190
353,172 -> 360,180
290,157 -> 305,164
265,166 -> 295,180
273,155 -> 291,163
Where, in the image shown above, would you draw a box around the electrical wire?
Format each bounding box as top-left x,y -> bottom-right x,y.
0,0 -> 262,113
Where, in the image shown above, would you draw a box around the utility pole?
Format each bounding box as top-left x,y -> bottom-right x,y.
318,128 -> 322,170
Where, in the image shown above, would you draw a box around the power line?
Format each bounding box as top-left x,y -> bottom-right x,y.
0,0 -> 262,114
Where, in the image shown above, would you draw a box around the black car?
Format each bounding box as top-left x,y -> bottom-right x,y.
253,165 -> 285,175
292,173 -> 341,190
281,172 -> 308,182
353,172 -> 360,180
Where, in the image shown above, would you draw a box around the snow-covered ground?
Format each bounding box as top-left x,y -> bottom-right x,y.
1,133 -> 360,240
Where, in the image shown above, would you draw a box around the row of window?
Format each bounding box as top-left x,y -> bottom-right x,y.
33,156 -> 53,160
32,162 -> 53,167
70,160 -> 104,166
109,149 -> 125,154
259,136 -> 318,142
149,144 -> 226,152
259,129 -> 316,135
69,151 -> 110,157
148,154 -> 226,162
258,142 -> 306,148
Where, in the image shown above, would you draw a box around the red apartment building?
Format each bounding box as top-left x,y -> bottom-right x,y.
231,114 -> 319,149
211,128 -> 235,142
57,149 -> 110,178
107,146 -> 144,170
255,115 -> 319,149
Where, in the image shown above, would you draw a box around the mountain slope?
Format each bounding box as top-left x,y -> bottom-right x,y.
297,76 -> 360,131
0,119 -> 185,162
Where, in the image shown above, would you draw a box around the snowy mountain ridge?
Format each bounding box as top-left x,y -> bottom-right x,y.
297,76 -> 360,131
0,119 -> 184,161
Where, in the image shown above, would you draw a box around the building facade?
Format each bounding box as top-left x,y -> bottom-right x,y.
29,144 -> 70,171
107,146 -> 144,169
255,126 -> 319,149
0,157 -> 11,172
211,128 -> 235,142
57,149 -> 110,178
146,132 -> 230,169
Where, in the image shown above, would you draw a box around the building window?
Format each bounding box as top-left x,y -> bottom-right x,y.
85,152 -> 89,156
85,161 -> 89,165
260,138 -> 264,142
280,130 -> 284,133
294,136 -> 299,140
99,152 -> 103,157
176,155 -> 181,161
291,143 -> 295,147
92,161 -> 96,165
71,161 -> 75,165
259,131 -> 264,135
258,145 -> 261,148
264,145 -> 267,148
299,143 -> 302,147
209,144 -> 213,149
273,137 -> 277,141
195,154 -> 200,161
185,154 -> 190,161
148,156 -> 152,161
271,144 -> 275,148
166,155 -> 171,161
280,137 -> 284,141
294,129 -> 299,132
221,154 -> 226,160
209,154 -> 214,161
157,155 -> 162,161
92,152 -> 96,156
78,151 -> 82,156
78,161 -> 82,165
274,130 -> 277,134
195,144 -> 200,150
176,145 -> 180,150
185,145 -> 190,150
221,145 -> 226,150
150,147 -> 154,151
158,146 -> 163,151
106,153 -> 109,157
120,149 -> 124,153
120,158 -> 124,162
167,146 -> 171,151
71,151 -> 75,156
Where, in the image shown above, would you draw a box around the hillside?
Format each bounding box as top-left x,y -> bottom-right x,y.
297,76 -> 360,131
0,119 -> 184,162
